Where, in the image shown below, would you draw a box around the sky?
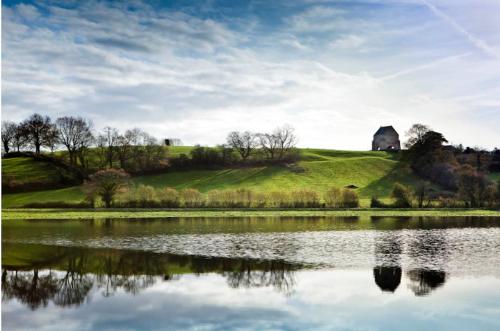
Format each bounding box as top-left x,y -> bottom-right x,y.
2,0 -> 499,149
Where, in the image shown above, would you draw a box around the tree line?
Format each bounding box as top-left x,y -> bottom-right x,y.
2,114 -> 299,175
402,123 -> 499,207
171,125 -> 299,169
1,114 -> 168,174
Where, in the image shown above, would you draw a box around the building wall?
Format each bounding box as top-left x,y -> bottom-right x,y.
372,134 -> 401,151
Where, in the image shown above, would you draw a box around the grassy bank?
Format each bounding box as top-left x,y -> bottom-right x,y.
2,208 -> 499,220
2,149 -> 421,208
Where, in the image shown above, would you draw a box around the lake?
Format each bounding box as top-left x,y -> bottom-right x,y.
2,216 -> 500,331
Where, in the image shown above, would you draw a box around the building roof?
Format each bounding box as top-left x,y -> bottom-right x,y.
374,126 -> 398,136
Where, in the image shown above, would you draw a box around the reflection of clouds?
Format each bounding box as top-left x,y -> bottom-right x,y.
4,270 -> 500,331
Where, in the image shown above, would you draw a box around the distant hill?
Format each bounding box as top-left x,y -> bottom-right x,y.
2,148 -> 427,208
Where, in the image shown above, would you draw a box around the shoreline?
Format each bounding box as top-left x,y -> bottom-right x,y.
2,208 -> 500,220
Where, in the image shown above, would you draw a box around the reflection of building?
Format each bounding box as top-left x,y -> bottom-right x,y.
373,232 -> 403,293
373,266 -> 402,292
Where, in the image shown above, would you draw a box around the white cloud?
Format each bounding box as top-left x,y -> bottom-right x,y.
330,35 -> 365,49
1,0 -> 499,149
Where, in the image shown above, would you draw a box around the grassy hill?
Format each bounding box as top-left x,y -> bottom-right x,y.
2,148 -> 424,208
2,157 -> 79,191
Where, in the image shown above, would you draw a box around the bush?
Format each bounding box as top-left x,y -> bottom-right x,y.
370,197 -> 388,208
180,188 -> 205,208
437,196 -> 465,208
342,189 -> 359,208
85,168 -> 130,208
82,180 -> 98,207
252,192 -> 267,208
391,183 -> 413,208
457,165 -> 495,207
267,191 -> 291,208
207,190 -> 226,208
290,189 -> 320,208
158,187 -> 180,207
324,187 -> 359,208
324,187 -> 342,208
134,185 -> 158,207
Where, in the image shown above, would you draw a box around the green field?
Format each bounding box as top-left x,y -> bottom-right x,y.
2,149 -> 424,208
3,208 -> 499,220
2,157 -> 76,186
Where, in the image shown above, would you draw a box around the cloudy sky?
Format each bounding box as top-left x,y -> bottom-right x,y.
2,0 -> 499,149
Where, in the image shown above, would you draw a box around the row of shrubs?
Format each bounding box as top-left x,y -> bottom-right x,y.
370,182 -> 500,208
108,185 -> 360,208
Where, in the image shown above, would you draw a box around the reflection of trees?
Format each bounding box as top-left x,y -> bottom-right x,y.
224,260 -> 296,295
2,245 -> 304,309
406,269 -> 446,296
406,230 -> 448,296
373,232 -> 402,293
2,270 -> 59,310
96,274 -> 156,297
53,271 -> 93,306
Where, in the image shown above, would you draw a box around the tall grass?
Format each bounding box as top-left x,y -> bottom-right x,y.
324,186 -> 359,208
158,187 -> 180,207
115,185 -> 360,208
180,188 -> 205,208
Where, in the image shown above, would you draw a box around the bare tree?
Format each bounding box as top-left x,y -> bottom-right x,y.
123,128 -> 142,170
115,134 -> 132,169
1,121 -> 17,154
135,130 -> 165,171
142,133 -> 165,170
12,124 -> 28,152
45,125 -> 60,153
20,114 -> 56,155
56,116 -> 93,165
405,124 -> 431,148
98,127 -> 119,168
275,125 -> 297,160
258,132 -> 279,160
115,128 -> 142,169
226,131 -> 257,161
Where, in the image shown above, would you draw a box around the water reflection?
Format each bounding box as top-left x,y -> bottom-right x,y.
2,244 -> 301,309
2,238 -> 456,312
406,269 -> 446,296
373,231 -> 403,292
224,260 -> 296,295
406,230 -> 448,296
2,216 -> 500,316
372,229 -> 449,295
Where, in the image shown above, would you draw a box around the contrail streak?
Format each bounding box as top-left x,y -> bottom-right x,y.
421,0 -> 499,58
379,52 -> 470,81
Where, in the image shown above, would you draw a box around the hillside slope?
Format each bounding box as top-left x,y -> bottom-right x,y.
2,157 -> 79,192
2,149 -> 421,208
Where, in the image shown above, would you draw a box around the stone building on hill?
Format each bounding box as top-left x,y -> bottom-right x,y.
372,126 -> 401,151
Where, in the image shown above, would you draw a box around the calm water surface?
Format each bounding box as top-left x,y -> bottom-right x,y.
2,216 -> 500,330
